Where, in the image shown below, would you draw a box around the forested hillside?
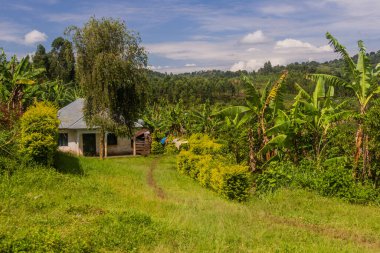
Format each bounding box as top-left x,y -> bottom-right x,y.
145,50 -> 380,106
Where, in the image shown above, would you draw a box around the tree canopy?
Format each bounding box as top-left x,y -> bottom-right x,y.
69,17 -> 147,158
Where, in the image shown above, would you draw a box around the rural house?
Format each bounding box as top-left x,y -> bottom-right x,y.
57,98 -> 151,157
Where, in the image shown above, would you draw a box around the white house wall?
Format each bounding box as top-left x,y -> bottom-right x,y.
107,136 -> 133,156
58,129 -> 79,155
58,129 -> 133,156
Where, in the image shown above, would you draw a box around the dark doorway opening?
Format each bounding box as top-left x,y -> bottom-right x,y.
83,134 -> 96,156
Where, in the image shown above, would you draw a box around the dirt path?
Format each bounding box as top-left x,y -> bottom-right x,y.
146,158 -> 166,199
266,214 -> 380,250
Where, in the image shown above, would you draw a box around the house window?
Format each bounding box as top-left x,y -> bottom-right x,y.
58,133 -> 68,146
107,133 -> 118,145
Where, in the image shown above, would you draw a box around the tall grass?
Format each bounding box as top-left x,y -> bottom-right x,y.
0,153 -> 379,252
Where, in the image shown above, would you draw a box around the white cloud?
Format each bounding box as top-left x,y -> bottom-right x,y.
185,63 -> 197,67
148,65 -> 170,71
24,30 -> 48,44
275,39 -> 332,52
230,61 -> 246,72
230,58 -> 286,72
241,30 -> 268,44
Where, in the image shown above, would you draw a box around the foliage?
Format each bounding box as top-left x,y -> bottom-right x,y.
164,135 -> 179,155
19,102 -> 59,166
69,17 -> 147,158
177,134 -> 251,201
256,160 -> 379,205
217,72 -> 288,171
151,141 -> 164,155
309,33 -> 380,179
255,161 -> 294,194
2,156 -> 379,252
0,156 -> 17,175
70,17 -> 147,132
48,37 -> 75,83
210,164 -> 251,201
188,133 -> 225,156
0,50 -> 45,120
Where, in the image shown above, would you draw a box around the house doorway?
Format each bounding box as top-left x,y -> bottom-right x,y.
83,134 -> 96,156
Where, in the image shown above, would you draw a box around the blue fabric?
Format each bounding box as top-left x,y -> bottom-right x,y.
160,137 -> 167,145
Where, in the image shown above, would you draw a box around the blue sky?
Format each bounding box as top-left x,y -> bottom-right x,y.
1,0 -> 380,73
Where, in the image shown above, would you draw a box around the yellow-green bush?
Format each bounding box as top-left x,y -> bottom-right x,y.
19,102 -> 59,166
151,141 -> 164,154
188,133 -> 225,155
210,164 -> 251,202
196,155 -> 213,187
177,134 -> 251,201
177,151 -> 201,179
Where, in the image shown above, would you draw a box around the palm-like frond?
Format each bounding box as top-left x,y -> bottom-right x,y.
326,32 -> 357,77
262,71 -> 288,115
214,106 -> 251,118
241,76 -> 260,107
307,74 -> 349,88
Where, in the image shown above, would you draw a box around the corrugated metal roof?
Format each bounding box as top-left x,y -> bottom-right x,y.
58,98 -> 143,129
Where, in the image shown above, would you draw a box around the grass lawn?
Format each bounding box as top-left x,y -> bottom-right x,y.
0,154 -> 379,252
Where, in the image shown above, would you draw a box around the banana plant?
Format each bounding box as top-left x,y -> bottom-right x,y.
190,101 -> 223,136
265,77 -> 352,168
309,32 -> 380,177
25,80 -> 80,108
0,52 -> 44,116
216,71 -> 288,172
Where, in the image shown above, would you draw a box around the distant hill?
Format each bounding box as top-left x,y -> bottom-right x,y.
146,51 -> 380,106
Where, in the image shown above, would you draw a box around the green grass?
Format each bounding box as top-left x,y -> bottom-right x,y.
1,154 -> 379,252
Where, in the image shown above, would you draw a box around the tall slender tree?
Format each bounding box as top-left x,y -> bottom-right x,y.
48,37 -> 75,83
69,17 -> 147,159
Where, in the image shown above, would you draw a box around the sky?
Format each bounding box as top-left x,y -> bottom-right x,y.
1,0 -> 380,73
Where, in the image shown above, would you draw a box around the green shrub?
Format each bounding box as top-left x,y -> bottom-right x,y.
0,156 -> 18,175
255,161 -> 294,194
177,138 -> 251,201
151,141 -> 164,154
177,150 -> 201,178
164,143 -> 178,155
19,102 -> 59,166
319,165 -> 354,199
188,134 -> 224,155
210,164 -> 251,201
196,155 -> 213,187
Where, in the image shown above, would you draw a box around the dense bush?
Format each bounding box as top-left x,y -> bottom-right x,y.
256,160 -> 379,205
210,164 -> 251,201
164,136 -> 179,155
19,102 -> 59,166
188,133 -> 226,155
151,141 -> 164,154
0,156 -> 18,175
177,134 -> 251,201
255,161 -> 295,194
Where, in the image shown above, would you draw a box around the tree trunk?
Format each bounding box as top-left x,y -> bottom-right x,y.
99,128 -> 105,160
363,134 -> 370,179
248,128 -> 257,172
353,124 -> 363,178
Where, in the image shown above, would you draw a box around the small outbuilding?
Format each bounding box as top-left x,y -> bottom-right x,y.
57,98 -> 151,157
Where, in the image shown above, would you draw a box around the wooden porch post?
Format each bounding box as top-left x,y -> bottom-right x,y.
105,131 -> 108,158
133,136 -> 136,156
76,130 -> 80,156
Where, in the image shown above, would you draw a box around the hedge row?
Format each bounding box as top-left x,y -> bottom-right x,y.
177,134 -> 251,201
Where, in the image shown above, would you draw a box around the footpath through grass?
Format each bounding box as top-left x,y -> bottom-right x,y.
0,154 -> 379,252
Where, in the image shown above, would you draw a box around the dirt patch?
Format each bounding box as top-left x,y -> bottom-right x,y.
147,158 -> 166,199
266,214 -> 380,250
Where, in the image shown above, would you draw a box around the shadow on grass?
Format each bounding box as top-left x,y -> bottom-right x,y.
55,152 -> 84,176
